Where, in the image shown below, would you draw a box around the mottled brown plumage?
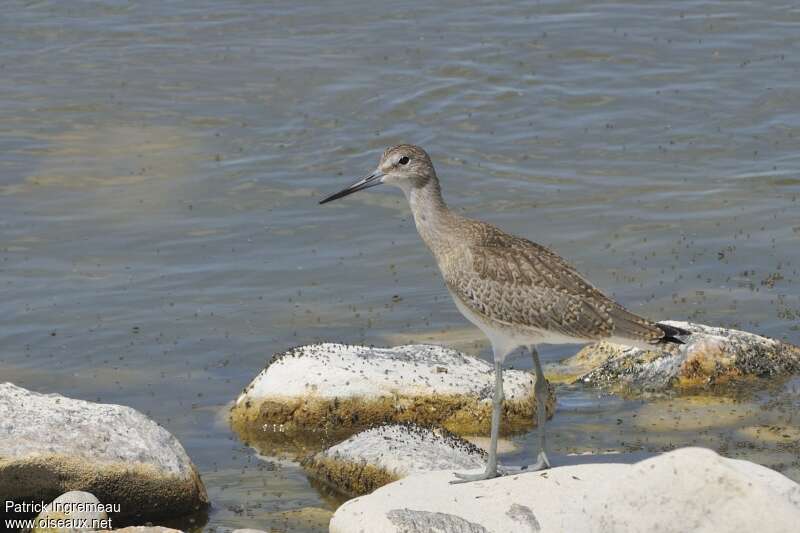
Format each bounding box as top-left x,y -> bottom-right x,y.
440,218 -> 669,346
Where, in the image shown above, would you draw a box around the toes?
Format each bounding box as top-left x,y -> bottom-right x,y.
450,472 -> 476,484
525,460 -> 550,472
450,471 -> 496,484
450,475 -> 479,484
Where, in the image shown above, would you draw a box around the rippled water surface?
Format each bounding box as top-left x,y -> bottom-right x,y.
1,1 -> 799,530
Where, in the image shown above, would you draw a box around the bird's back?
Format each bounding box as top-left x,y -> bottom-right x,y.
433,215 -> 677,347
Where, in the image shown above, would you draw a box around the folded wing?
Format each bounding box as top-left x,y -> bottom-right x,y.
443,225 -> 667,345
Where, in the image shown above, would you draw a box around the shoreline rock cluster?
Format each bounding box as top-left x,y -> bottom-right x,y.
229,329 -> 800,531
5,317 -> 799,531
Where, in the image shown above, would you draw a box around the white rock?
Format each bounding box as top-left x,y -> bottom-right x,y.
315,424 -> 485,475
0,383 -> 208,522
239,343 -> 532,401
303,424 -> 485,495
232,343 -> 553,436
330,447 -> 800,533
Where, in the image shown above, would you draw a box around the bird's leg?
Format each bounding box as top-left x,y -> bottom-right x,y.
451,360 -> 504,483
525,345 -> 551,471
500,346 -> 552,475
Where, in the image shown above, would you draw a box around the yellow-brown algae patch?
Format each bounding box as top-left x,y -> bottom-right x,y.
558,321 -> 800,393
301,424 -> 486,496
231,343 -> 555,442
303,456 -> 400,497
1,455 -> 208,523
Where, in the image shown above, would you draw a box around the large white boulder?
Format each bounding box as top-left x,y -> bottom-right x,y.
0,383 -> 208,523
556,321 -> 800,391
330,447 -> 800,533
231,343 -> 554,439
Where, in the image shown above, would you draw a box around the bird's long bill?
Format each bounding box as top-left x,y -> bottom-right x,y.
319,172 -> 384,204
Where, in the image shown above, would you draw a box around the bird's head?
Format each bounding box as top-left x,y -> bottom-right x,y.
319,144 -> 436,204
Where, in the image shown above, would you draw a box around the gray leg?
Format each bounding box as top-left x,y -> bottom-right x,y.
500,347 -> 551,474
451,360 -> 504,483
526,345 -> 551,471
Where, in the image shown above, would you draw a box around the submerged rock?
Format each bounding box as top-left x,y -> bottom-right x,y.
556,321 -> 800,391
302,423 -> 486,496
262,507 -> 333,531
330,447 -> 800,533
0,383 -> 208,523
228,507 -> 333,533
231,343 -> 554,441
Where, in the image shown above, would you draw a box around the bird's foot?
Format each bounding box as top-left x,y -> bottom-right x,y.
449,452 -> 552,484
449,464 -> 521,484
503,451 -> 552,474
450,467 -> 503,484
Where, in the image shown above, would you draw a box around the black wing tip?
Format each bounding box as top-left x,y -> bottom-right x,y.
656,322 -> 691,345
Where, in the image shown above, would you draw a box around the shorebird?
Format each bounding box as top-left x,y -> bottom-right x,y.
320,144 -> 688,482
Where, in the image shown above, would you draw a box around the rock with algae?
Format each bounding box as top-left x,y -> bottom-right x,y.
231,343 -> 555,441
0,383 -> 208,524
556,321 -> 800,392
301,423 -> 486,496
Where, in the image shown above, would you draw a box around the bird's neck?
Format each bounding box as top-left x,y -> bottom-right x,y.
406,177 -> 455,249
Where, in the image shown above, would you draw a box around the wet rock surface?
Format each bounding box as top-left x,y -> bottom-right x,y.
231,343 -> 555,441
330,447 -> 800,533
555,321 -> 800,392
0,383 -> 208,523
301,423 -> 486,496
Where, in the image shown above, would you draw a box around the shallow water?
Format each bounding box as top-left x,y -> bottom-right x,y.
1,0 -> 799,530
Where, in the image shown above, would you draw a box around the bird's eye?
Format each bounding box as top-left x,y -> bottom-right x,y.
398,156 -> 410,165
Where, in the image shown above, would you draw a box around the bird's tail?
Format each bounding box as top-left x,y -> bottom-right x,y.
656,322 -> 690,345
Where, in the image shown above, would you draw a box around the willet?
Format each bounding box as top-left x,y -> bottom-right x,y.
320,144 -> 688,482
